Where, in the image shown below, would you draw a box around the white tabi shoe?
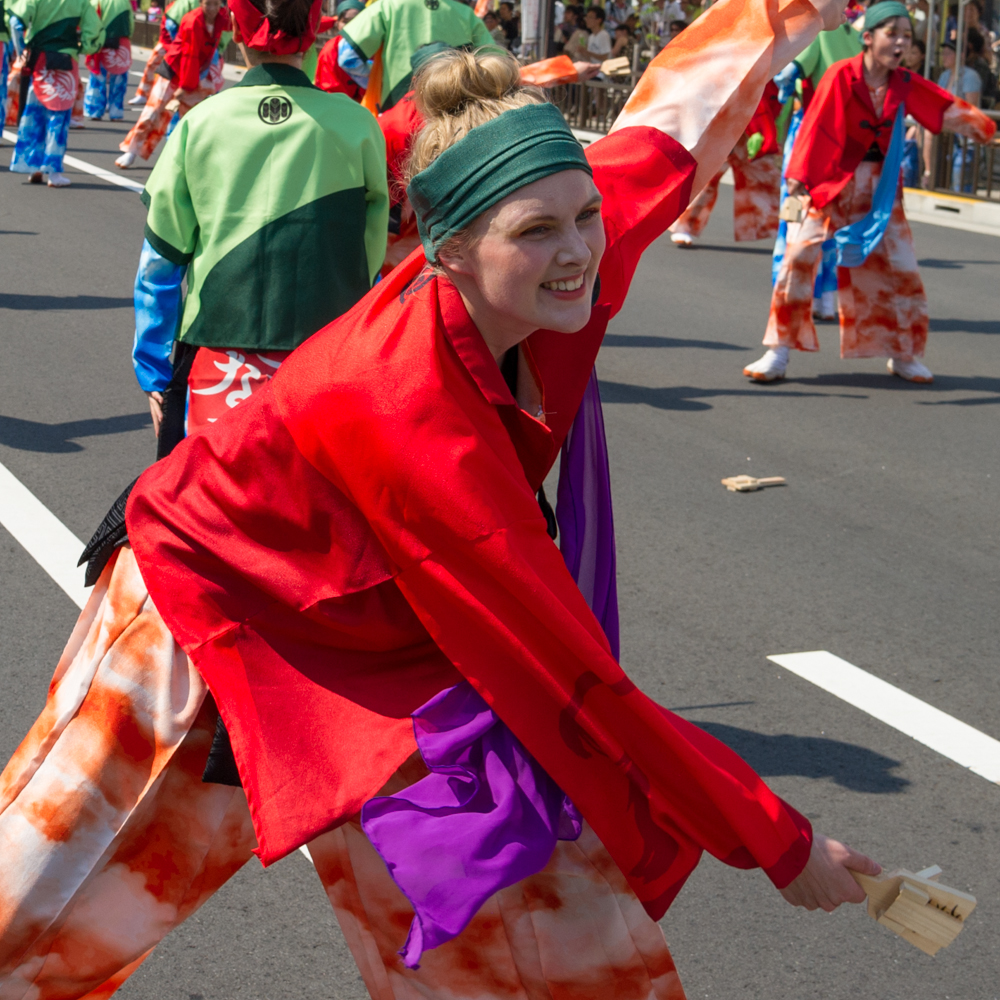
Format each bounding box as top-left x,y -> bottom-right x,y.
743,345 -> 790,382
115,151 -> 136,169
46,172 -> 71,187
812,290 -> 836,321
127,93 -> 145,106
671,232 -> 694,248
69,119 -> 86,129
887,357 -> 933,383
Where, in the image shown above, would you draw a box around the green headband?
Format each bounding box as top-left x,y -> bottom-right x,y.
410,41 -> 455,73
336,0 -> 366,15
408,102 -> 592,262
864,2 -> 911,31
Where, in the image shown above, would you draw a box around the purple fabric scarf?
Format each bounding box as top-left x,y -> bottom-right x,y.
359,366 -> 618,967
556,367 -> 620,658
361,682 -> 582,968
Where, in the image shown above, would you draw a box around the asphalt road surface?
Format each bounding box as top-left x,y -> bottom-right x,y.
1,61 -> 999,1000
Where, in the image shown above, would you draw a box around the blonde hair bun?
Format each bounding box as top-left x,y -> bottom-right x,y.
407,47 -> 546,181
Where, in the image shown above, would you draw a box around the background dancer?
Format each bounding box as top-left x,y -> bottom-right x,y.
82,0 -> 134,121
339,0 -> 493,112
770,19 -> 862,320
131,0 -> 388,455
669,82 -> 784,247
127,0 -> 201,107
0,3 -> 889,999
744,2 -> 995,384
314,0 -> 366,98
7,0 -> 103,186
115,0 -> 229,168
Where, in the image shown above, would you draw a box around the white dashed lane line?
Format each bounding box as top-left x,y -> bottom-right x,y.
2,128 -> 145,193
0,459 -> 88,609
770,650 -> 1000,785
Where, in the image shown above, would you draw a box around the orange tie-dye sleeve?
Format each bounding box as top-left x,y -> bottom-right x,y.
611,0 -> 846,193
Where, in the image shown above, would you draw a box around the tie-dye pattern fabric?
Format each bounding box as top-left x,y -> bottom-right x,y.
311,816 -> 688,1000
134,43 -> 166,102
671,145 -> 781,242
84,43 -> 132,120
771,106 -> 838,300
119,75 -> 208,161
0,549 -> 689,1000
9,90 -> 71,174
4,50 -> 23,125
764,161 -> 927,359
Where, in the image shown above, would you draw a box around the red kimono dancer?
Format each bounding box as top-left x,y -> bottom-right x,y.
116,2 -> 229,166
669,83 -> 784,245
0,1 -> 849,997
751,52 -> 994,382
315,33 -> 366,99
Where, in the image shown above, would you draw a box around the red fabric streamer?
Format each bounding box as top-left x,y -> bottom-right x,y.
229,0 -> 323,54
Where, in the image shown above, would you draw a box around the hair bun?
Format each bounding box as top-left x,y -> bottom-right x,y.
407,47 -> 545,183
416,48 -> 523,120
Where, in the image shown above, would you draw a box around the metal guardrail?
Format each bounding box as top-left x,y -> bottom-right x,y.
547,78 -> 633,134
929,110 -> 1000,202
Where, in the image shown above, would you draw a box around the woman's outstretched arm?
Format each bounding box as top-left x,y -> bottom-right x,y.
587,0 -> 848,314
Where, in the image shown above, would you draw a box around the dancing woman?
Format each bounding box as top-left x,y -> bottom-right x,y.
0,2 -> 882,998
115,0 -> 229,168
744,2 -> 995,383
82,0 -> 134,121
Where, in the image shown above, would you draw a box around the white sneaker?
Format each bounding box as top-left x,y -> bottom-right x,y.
671,232 -> 694,248
46,172 -> 71,187
128,93 -> 145,106
743,345 -> 790,382
887,357 -> 933,383
115,151 -> 136,169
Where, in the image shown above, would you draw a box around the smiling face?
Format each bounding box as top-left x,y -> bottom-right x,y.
439,170 -> 606,354
864,16 -> 913,72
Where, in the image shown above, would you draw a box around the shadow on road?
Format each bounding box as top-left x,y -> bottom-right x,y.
599,379 -> 865,411
918,258 -> 1000,269
0,293 -> 133,311
690,720 -> 909,794
928,318 -> 1000,335
603,334 -> 750,352
783,371 -> 1000,404
0,413 -> 151,453
676,242 -> 774,256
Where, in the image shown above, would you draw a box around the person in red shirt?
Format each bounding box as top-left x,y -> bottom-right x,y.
744,2 -> 994,383
116,0 -> 230,167
0,2 -> 887,997
669,81 -> 784,246
314,0 -> 366,99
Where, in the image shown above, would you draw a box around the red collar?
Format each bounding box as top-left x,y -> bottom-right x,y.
847,52 -> 911,124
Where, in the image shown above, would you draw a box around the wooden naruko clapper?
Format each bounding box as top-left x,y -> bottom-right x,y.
851,866 -> 977,956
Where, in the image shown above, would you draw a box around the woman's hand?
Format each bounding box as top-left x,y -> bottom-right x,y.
780,832 -> 881,912
573,61 -> 602,81
146,391 -> 164,437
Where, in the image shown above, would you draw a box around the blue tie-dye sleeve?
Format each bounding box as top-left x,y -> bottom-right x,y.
133,239 -> 185,393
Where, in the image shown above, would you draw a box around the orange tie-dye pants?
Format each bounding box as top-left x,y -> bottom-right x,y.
670,147 -> 782,242
0,547 -> 688,1000
764,161 -> 927,359
133,43 -> 167,103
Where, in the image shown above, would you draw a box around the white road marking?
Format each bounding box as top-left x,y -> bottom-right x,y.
769,650 -> 1000,784
0,460 -> 88,609
2,129 -> 145,194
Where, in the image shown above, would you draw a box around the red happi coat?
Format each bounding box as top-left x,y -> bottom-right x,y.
128,121 -> 811,920
164,7 -> 231,91
315,34 -> 366,101
786,53 -> 954,209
